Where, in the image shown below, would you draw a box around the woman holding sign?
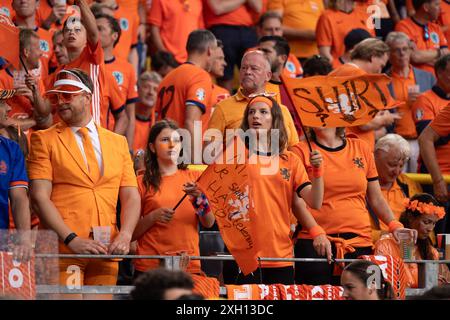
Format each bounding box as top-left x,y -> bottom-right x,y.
132,120 -> 215,278
290,126 -> 417,285
231,95 -> 332,285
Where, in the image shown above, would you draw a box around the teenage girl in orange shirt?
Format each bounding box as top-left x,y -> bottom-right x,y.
132,120 -> 215,278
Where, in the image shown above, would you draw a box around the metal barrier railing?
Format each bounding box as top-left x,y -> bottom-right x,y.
33,254 -> 450,298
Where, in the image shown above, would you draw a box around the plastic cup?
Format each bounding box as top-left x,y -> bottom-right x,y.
437,234 -> 450,260
397,231 -> 414,260
93,226 -> 111,246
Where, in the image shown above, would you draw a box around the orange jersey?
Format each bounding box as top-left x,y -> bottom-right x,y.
0,0 -> 14,19
134,170 -> 202,273
148,0 -> 203,63
105,57 -> 138,104
249,150 -> 310,268
316,8 -> 375,62
210,83 -> 230,114
112,5 -> 139,61
283,53 -> 303,78
395,18 -> 448,74
329,63 -> 376,151
133,114 -> 151,153
412,87 -> 450,174
390,67 -> 420,139
203,0 -> 258,28
290,138 -> 378,247
267,0 -> 323,58
35,27 -> 54,77
47,41 -> 126,130
155,63 -> 213,131
430,103 -> 450,137
0,68 -> 45,118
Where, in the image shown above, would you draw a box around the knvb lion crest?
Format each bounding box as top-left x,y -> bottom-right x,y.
352,157 -> 365,169
280,167 -> 291,181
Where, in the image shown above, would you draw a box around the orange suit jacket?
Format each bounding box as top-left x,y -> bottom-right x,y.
27,122 -> 138,241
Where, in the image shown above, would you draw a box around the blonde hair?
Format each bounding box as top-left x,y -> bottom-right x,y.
350,38 -> 390,62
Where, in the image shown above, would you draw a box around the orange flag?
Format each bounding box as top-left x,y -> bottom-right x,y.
282,74 -> 402,128
0,14 -> 20,70
197,141 -> 260,275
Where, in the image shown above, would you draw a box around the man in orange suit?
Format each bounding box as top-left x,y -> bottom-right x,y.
28,68 -> 140,290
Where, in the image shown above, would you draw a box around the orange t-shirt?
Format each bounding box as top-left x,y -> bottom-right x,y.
155,63 -> 213,132
267,0 -> 323,58
0,0 -> 14,19
210,83 -> 230,115
431,103 -> 450,137
148,0 -> 203,63
316,8 -> 376,62
395,18 -> 448,75
0,68 -> 45,119
112,5 -> 139,61
35,27 -> 54,77
283,53 -> 303,78
330,63 -> 377,151
390,67 -> 420,139
134,170 -> 202,273
412,87 -> 450,174
47,41 -> 126,130
248,150 -> 310,268
439,0 -> 450,44
203,0 -> 258,28
133,114 -> 151,153
290,138 -> 378,247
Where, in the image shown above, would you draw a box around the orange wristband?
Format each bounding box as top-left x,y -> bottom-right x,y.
309,225 -> 326,238
388,220 -> 404,233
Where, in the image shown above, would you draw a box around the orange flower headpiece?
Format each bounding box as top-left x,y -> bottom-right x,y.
403,198 -> 446,220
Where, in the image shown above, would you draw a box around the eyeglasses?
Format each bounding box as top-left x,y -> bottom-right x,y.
248,92 -> 277,98
47,90 -> 85,106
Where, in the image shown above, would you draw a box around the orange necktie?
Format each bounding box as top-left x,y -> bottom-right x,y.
78,127 -> 101,182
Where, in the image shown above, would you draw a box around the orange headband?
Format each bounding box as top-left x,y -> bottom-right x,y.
249,96 -> 274,108
403,198 -> 446,220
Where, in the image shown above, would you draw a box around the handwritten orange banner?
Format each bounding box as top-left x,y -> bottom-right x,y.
0,14 -> 20,70
198,159 -> 259,275
282,74 -> 401,127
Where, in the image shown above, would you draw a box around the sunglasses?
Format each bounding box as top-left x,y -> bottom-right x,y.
47,90 -> 86,106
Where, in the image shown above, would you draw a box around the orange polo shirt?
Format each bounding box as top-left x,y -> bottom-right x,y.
411,87 -> 450,174
203,1 -> 259,28
283,53 -> 303,78
135,170 -> 202,274
390,67 -> 419,139
112,5 -> 139,61
155,62 -> 213,133
267,0 -> 323,58
248,150 -> 311,268
147,0 -> 203,63
290,137 -> 378,248
316,8 -> 375,63
395,18 -> 448,75
330,63 -> 377,151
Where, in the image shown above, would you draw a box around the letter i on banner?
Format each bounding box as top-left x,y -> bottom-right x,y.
0,251 -> 36,299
